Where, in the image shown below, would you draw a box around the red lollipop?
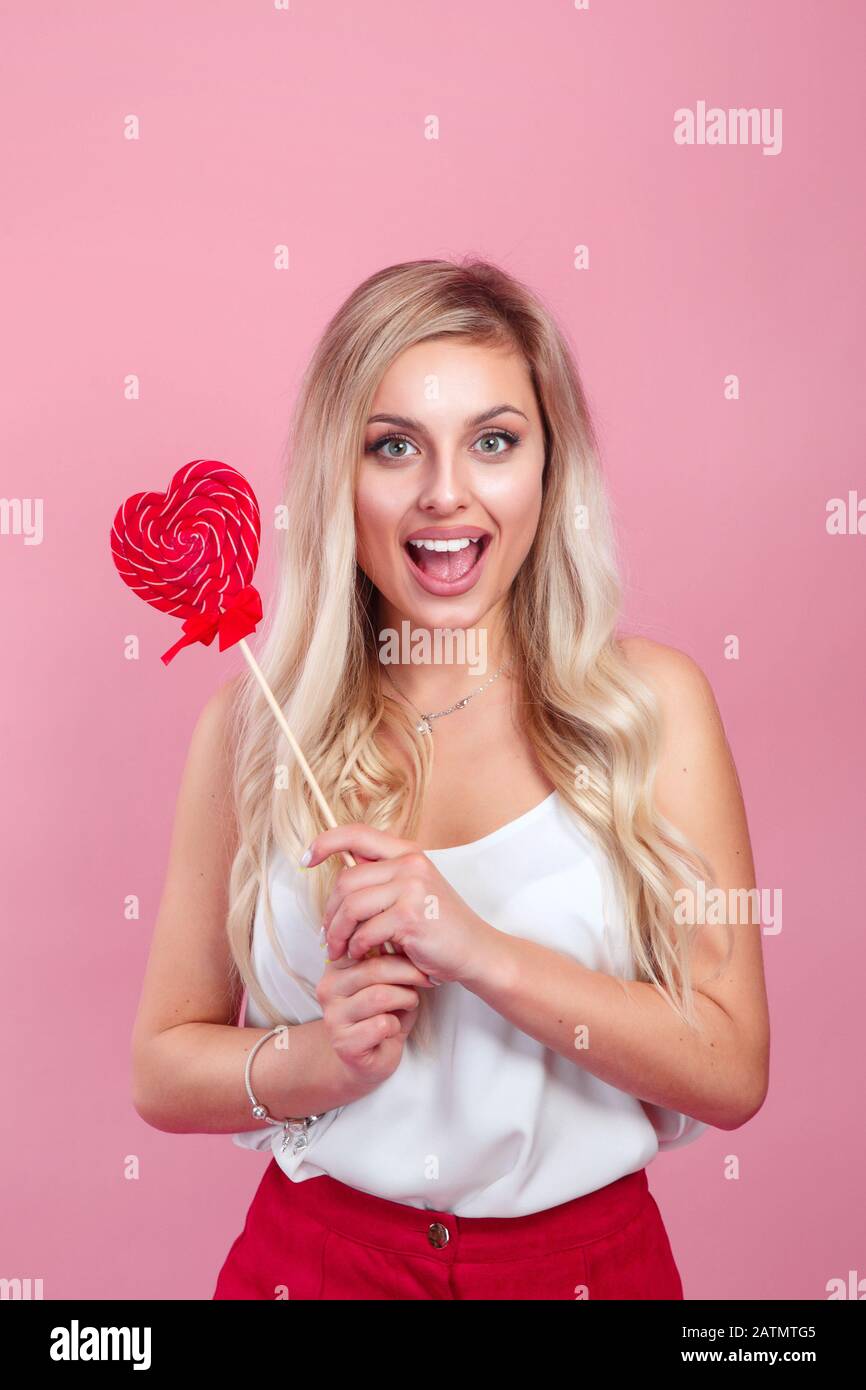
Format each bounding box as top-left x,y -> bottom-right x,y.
111,459 -> 263,665
110,458 -> 397,957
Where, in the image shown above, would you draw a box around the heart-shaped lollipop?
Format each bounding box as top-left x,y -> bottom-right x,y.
111,459 -> 262,665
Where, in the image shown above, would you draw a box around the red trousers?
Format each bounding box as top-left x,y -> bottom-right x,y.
213,1158 -> 684,1300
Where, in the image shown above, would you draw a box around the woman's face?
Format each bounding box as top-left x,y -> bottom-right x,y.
355,338 -> 546,635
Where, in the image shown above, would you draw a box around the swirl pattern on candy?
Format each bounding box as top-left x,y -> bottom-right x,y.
110,459 -> 262,665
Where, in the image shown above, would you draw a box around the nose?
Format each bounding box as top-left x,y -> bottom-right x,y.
415,446 -> 473,515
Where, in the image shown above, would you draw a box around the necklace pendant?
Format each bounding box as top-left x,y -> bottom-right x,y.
416,716 -> 433,735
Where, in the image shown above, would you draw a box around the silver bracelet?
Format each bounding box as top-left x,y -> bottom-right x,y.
244,1024 -> 323,1156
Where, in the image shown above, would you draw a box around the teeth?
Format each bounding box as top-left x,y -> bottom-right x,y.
408,537 -> 479,552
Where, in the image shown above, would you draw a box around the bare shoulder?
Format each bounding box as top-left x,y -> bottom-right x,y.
168,674 -> 248,867
192,673 -> 245,753
617,635 -> 724,734
171,672 -> 248,875
186,672 -> 246,778
616,635 -> 746,849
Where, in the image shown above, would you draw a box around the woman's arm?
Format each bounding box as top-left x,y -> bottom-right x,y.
461,639 -> 771,1131
130,681 -> 375,1136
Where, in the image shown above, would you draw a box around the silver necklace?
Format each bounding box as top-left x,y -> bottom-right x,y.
387,661 -> 511,735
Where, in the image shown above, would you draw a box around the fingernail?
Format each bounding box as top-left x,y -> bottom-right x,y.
298,847 -> 312,867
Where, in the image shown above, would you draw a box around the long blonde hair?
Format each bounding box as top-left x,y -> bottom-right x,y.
224,257 -> 726,1053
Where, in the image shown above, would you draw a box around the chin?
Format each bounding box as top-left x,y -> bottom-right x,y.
398,586 -> 491,632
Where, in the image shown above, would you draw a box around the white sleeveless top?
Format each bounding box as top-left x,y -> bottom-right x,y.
233,790 -> 706,1218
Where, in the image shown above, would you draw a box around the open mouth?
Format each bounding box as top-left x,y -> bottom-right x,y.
402,531 -> 492,595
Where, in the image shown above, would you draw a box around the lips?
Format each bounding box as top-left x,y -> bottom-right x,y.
402,531 -> 491,597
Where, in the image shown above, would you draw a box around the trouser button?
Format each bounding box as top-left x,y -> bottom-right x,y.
427,1221 -> 450,1248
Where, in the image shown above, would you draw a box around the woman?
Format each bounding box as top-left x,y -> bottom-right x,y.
131,258 -> 770,1300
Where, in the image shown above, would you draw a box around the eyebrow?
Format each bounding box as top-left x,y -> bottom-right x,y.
367,403 -> 529,430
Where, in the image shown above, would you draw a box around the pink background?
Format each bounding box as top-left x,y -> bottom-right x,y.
1,1 -> 863,1300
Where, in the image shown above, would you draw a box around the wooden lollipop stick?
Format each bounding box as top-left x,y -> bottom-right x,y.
238,638 -> 396,956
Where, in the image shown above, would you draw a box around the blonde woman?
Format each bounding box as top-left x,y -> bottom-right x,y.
132,258 -> 770,1301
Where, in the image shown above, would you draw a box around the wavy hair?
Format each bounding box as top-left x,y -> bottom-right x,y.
224,257 -> 727,1055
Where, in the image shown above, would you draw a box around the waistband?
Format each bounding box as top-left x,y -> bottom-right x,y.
268,1161 -> 651,1263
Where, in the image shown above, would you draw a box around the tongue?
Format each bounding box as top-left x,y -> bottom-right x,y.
411,539 -> 481,583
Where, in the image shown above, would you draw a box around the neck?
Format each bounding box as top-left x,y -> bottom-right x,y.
373,600 -> 513,710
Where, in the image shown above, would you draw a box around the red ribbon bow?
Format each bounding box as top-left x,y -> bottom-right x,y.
160,584 -> 263,666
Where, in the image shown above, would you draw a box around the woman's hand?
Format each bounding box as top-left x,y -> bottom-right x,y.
315,951 -> 434,1089
304,823 -> 498,986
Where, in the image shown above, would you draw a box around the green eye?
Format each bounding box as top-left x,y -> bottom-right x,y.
367,433 -> 420,460
476,430 -> 518,454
